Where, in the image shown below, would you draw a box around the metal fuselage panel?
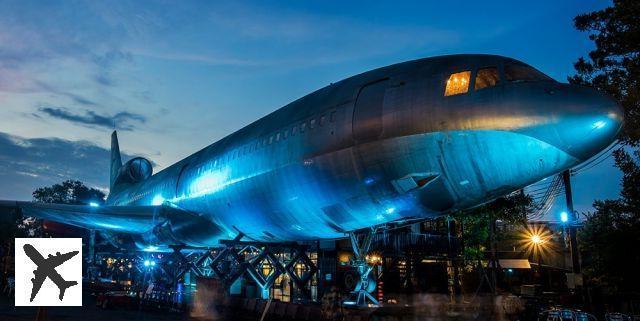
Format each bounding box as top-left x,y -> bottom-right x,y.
106,54 -> 622,245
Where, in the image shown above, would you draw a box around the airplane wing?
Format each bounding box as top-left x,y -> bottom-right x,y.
46,251 -> 79,268
0,200 -> 225,247
0,201 -> 164,233
29,271 -> 47,302
23,244 -> 46,266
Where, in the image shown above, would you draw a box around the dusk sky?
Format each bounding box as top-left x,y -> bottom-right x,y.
0,0 -> 618,217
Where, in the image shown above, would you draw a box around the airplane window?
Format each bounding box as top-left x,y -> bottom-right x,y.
276,132 -> 281,141
330,111 -> 336,122
292,125 -> 297,136
444,71 -> 471,96
269,136 -> 274,144
504,64 -> 553,82
310,119 -> 316,129
320,115 -> 326,126
283,130 -> 288,139
301,122 -> 306,133
474,67 -> 499,90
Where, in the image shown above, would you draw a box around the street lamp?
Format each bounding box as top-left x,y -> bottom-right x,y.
560,211 -> 569,223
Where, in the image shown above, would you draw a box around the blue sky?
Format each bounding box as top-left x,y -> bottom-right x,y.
0,0 -> 618,215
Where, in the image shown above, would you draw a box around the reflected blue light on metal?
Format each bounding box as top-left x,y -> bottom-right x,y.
188,168 -> 229,197
385,207 -> 396,215
150,260 -> 156,266
143,260 -> 150,267
144,245 -> 159,252
592,120 -> 606,129
151,194 -> 165,205
560,211 -> 569,223
89,202 -> 99,207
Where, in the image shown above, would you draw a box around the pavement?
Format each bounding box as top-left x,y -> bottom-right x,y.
0,293 -> 212,321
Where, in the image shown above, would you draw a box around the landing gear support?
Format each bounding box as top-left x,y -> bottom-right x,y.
347,228 -> 379,306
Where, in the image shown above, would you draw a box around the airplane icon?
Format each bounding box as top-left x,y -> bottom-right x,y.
23,244 -> 79,302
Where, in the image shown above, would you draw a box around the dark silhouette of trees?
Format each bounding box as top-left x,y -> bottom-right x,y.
570,0 -> 640,293
32,180 -> 105,205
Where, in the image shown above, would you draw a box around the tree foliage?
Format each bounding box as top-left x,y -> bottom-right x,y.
32,180 -> 105,205
21,180 -> 105,237
455,192 -> 534,260
571,0 -> 640,292
569,0 -> 640,144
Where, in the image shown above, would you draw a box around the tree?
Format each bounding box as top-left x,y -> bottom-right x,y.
570,0 -> 640,293
455,192 -> 533,261
21,180 -> 106,237
32,180 -> 105,205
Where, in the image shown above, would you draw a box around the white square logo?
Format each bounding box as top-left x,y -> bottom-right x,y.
14,238 -> 82,306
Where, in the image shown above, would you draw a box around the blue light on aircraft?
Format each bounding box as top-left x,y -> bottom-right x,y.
385,207 -> 396,215
144,245 -> 159,252
592,120 -> 606,129
560,211 -> 569,223
89,202 -> 99,207
152,195 -> 165,206
143,259 -> 156,268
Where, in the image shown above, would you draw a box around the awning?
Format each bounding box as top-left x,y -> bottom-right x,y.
499,259 -> 531,269
488,259 -> 531,269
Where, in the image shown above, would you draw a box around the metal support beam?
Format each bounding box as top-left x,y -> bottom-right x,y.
345,228 -> 379,306
562,170 -> 581,274
209,237 -> 317,299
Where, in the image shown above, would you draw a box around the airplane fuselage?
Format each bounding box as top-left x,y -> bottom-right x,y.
105,55 -> 622,246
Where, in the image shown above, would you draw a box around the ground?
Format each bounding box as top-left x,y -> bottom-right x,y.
0,293 -> 205,321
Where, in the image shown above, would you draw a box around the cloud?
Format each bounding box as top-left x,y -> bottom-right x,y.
39,107 -> 146,131
0,132 -> 117,200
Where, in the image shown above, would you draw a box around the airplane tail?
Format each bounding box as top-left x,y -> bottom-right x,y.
110,130 -> 123,191
58,280 -> 78,301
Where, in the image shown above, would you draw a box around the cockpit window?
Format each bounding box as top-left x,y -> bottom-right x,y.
444,71 -> 471,96
504,63 -> 553,82
474,67 -> 499,90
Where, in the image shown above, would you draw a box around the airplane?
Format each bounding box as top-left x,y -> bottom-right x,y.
23,244 -> 79,301
0,54 -> 624,252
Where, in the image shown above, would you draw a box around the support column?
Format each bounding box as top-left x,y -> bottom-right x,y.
346,228 -> 378,306
562,170 -> 581,274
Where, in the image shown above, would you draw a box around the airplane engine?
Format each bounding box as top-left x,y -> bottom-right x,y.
116,157 -> 153,184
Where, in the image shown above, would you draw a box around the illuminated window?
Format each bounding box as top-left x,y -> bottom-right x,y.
292,126 -> 297,136
301,122 -> 306,133
276,132 -> 280,141
320,115 -> 326,126
310,119 -> 316,129
474,67 -> 499,90
444,71 -> 471,96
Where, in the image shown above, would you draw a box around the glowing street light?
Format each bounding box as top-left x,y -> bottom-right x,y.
531,234 -> 543,245
560,211 -> 569,223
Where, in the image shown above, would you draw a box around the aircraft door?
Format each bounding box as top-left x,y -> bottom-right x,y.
352,79 -> 389,144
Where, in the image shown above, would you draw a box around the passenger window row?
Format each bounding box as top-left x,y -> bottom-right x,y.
208,110 -> 338,166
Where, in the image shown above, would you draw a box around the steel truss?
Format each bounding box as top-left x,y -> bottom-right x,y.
157,236 -> 318,299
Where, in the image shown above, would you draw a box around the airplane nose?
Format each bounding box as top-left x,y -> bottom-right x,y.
555,87 -> 623,160
522,85 -> 624,161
